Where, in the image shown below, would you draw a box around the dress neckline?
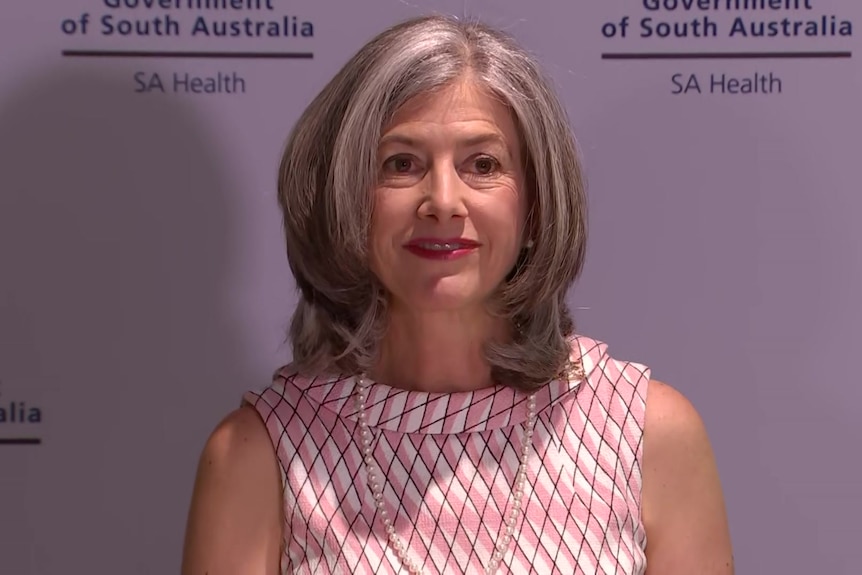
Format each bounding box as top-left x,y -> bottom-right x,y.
275,337 -> 603,435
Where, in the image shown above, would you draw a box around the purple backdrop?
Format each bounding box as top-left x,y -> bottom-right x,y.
1,1 -> 860,573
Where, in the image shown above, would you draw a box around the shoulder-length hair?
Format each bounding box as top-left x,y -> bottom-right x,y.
278,14 -> 586,391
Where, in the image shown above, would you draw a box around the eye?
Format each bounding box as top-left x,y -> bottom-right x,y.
383,155 -> 416,174
471,156 -> 500,175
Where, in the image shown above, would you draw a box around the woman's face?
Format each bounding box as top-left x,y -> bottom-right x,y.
369,79 -> 528,314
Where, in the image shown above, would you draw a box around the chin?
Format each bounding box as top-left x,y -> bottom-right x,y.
400,279 -> 488,312
410,295 -> 478,312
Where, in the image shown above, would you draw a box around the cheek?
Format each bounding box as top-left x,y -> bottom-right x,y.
368,196 -> 406,267
514,184 -> 529,233
367,219 -> 388,273
481,193 -> 527,247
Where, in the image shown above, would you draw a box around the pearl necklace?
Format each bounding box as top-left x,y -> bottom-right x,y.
353,376 -> 538,575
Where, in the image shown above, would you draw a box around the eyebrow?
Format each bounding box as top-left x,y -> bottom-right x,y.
378,132 -> 509,149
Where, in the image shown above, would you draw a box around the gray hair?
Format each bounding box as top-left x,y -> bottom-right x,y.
278,14 -> 586,390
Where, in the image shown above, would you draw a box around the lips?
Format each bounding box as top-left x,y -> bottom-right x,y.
404,238 -> 480,251
403,237 -> 480,260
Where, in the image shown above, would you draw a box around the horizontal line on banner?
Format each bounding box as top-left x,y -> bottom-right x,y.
62,50 -> 314,59
602,51 -> 852,60
0,438 -> 42,445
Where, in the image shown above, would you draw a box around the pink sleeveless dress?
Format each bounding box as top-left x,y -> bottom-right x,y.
242,336 -> 650,574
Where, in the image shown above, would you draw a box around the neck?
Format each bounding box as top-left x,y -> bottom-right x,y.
371,305 -> 509,393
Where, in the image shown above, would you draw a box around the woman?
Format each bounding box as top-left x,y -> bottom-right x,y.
181,14 -> 733,575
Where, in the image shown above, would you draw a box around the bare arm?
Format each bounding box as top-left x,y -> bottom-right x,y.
181,406 -> 284,575
642,380 -> 734,574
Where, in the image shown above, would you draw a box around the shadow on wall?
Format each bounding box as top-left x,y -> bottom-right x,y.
0,64 -> 252,573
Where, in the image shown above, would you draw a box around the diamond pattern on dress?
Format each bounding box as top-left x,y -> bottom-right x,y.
243,336 -> 649,574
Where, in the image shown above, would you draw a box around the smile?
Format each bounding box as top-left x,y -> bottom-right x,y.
416,242 -> 471,251
403,238 -> 480,260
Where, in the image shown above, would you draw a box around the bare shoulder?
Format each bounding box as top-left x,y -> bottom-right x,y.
644,379 -> 707,445
181,406 -> 284,575
642,379 -> 734,575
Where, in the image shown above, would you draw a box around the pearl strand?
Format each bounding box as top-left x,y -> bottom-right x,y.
354,377 -> 537,575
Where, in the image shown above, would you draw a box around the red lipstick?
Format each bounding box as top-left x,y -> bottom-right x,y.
403,237 -> 480,260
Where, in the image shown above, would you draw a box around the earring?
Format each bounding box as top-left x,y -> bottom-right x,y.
524,239 -> 534,249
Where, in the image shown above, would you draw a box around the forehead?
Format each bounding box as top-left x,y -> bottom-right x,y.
383,79 -> 520,141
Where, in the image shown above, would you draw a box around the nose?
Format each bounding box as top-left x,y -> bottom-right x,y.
416,163 -> 468,220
